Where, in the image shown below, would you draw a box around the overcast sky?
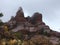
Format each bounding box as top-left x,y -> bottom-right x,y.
0,0 -> 60,32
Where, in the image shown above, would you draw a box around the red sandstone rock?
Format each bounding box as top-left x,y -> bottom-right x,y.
8,7 -> 51,33
32,12 -> 42,23
15,7 -> 26,23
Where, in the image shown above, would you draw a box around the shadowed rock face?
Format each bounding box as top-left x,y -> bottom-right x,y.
32,12 -> 42,23
16,7 -> 24,17
15,7 -> 26,23
10,7 -> 44,26
30,12 -> 42,24
8,7 -> 51,32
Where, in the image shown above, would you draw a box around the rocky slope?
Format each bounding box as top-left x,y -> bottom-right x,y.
0,7 -> 60,45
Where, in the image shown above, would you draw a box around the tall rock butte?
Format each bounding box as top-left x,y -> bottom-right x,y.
32,12 -> 42,23
8,7 -> 51,33
15,7 -> 26,23
31,12 -> 45,25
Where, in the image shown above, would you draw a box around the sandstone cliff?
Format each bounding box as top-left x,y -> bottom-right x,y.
0,7 -> 60,45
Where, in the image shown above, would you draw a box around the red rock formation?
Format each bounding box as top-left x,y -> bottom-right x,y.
30,12 -> 46,26
8,7 -> 51,33
15,7 -> 26,23
31,12 -> 42,24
